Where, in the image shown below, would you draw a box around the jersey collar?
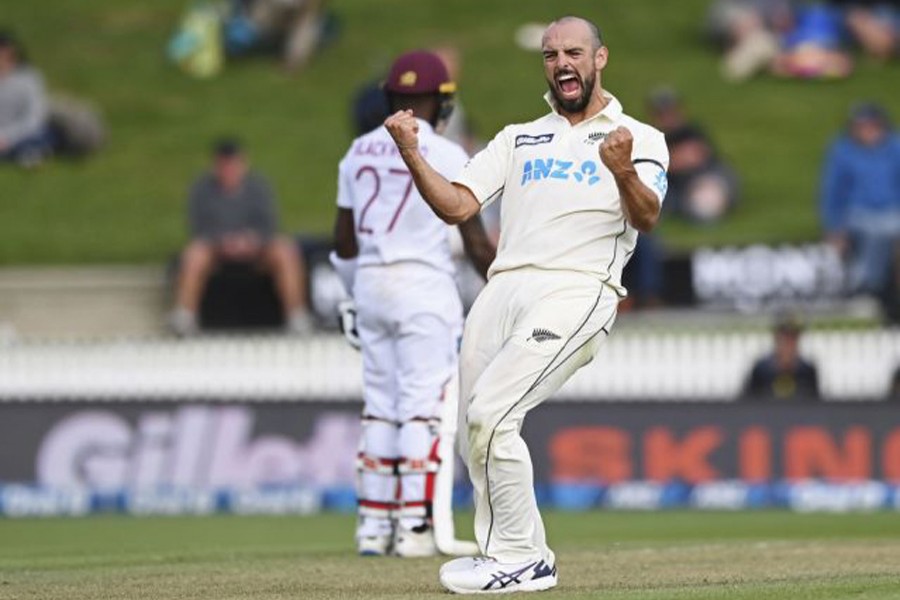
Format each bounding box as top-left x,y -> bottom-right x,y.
543,90 -> 623,125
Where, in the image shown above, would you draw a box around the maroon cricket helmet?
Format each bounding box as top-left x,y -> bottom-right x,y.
384,50 -> 457,96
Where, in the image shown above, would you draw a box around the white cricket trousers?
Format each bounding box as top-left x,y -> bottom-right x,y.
354,262 -> 463,535
459,268 -> 618,564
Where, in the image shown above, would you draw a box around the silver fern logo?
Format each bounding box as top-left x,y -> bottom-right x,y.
529,328 -> 561,343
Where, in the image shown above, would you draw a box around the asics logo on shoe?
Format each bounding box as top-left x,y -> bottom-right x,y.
482,561 -> 538,591
532,560 -> 556,579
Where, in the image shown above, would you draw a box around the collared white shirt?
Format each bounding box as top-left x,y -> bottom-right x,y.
337,119 -> 469,273
453,91 -> 669,295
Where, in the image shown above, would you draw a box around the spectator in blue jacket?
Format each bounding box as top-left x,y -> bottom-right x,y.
820,102 -> 900,298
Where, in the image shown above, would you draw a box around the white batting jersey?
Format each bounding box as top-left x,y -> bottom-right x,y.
337,119 -> 469,274
454,92 -> 669,296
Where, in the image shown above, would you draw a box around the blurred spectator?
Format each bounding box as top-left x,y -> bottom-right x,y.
351,82 -> 389,137
170,139 -> 312,336
225,0 -> 332,71
707,0 -> 794,80
742,313 -> 820,401
47,93 -> 106,159
170,0 -> 334,78
772,4 -> 853,79
647,87 -> 739,223
0,30 -> 52,167
621,236 -> 665,311
168,3 -> 224,78
820,102 -> 900,300
829,0 -> 899,60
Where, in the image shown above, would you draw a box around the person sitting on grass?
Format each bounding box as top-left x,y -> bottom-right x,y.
0,30 -> 53,167
830,0 -> 899,61
647,86 -> 739,224
170,138 -> 312,336
772,3 -> 854,79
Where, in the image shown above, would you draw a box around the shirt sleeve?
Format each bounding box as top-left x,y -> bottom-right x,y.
336,156 -> 355,210
632,128 -> 670,205
435,142 -> 470,182
453,126 -> 512,208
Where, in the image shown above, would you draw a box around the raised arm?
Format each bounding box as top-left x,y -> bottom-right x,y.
600,126 -> 663,233
384,110 -> 481,225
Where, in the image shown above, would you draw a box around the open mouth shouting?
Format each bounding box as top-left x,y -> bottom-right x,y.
555,70 -> 583,100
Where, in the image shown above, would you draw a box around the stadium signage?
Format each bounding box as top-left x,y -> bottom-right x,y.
691,243 -> 845,310
547,424 -> 900,483
31,406 -> 359,490
3,402 -> 900,515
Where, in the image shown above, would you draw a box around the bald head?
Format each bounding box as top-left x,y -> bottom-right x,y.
543,16 -> 603,52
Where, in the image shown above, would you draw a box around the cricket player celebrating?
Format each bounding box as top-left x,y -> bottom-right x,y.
384,16 -> 669,593
331,50 -> 494,558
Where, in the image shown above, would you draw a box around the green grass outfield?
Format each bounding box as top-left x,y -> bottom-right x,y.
1,512 -> 899,599
3,0 -> 899,264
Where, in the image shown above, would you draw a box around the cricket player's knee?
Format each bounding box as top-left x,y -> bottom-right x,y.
465,401 -> 518,466
465,400 -> 493,436
398,418 -> 434,457
464,403 -> 491,465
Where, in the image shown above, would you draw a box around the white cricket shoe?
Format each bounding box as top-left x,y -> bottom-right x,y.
394,525 -> 438,558
440,556 -> 482,576
439,556 -> 558,594
357,534 -> 392,557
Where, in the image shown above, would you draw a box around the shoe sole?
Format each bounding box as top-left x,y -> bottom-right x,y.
440,575 -> 558,595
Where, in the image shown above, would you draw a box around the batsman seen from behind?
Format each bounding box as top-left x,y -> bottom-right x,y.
385,15 -> 669,594
330,50 -> 495,558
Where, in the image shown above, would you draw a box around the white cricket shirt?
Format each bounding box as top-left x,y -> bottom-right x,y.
337,119 -> 469,273
454,91 -> 669,296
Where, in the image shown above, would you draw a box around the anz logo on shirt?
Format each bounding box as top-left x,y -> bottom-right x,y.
521,158 -> 601,187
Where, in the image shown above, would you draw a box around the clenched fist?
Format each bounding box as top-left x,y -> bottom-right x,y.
384,109 -> 420,152
599,126 -> 634,176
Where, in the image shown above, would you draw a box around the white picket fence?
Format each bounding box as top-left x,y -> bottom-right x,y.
0,329 -> 897,401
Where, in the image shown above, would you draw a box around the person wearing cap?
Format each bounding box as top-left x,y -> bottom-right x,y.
742,314 -> 820,401
170,138 -> 312,336
330,50 -> 494,558
0,30 -> 53,166
820,102 -> 900,300
385,16 -> 669,594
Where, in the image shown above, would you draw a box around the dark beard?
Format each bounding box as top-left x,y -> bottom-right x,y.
548,71 -> 594,114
